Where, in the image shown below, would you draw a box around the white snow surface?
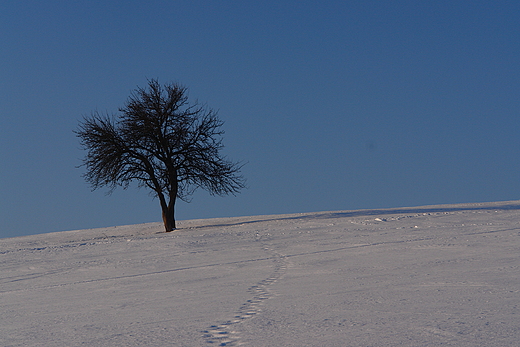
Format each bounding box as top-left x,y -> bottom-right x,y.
2,201 -> 520,346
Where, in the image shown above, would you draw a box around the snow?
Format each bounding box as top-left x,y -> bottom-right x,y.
2,201 -> 520,346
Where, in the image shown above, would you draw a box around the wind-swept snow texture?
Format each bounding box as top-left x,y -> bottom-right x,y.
2,201 -> 520,346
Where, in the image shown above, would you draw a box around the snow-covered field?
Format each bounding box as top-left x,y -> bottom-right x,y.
2,201 -> 520,346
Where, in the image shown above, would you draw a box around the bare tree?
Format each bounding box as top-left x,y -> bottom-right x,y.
76,79 -> 245,231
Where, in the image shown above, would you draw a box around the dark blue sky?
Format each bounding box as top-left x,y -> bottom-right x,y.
2,1 -> 520,238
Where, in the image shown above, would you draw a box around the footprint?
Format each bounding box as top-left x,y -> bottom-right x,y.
202,244 -> 287,346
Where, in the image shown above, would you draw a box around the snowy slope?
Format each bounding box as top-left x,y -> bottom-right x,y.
2,201 -> 520,346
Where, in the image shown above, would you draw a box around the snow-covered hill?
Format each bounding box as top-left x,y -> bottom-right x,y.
2,201 -> 520,346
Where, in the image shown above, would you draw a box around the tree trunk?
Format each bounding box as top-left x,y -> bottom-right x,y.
159,166 -> 178,232
157,189 -> 176,232
161,199 -> 176,231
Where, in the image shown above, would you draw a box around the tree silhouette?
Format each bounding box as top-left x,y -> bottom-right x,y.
76,79 -> 245,231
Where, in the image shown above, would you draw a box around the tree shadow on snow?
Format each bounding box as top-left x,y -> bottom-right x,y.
181,201 -> 520,231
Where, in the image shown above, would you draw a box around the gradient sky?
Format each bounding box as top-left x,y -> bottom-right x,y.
2,1 -> 520,238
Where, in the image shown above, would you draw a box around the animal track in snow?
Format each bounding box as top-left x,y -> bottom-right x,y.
202,245 -> 287,346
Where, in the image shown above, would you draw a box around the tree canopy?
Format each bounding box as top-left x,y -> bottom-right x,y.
76,79 -> 245,231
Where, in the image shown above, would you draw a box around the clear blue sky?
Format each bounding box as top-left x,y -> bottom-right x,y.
2,1 -> 520,238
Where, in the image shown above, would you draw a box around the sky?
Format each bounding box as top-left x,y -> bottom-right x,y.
1,1 -> 520,238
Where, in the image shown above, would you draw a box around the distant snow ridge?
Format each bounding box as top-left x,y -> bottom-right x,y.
202,245 -> 288,346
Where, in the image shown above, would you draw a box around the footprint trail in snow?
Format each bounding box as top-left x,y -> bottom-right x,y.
202,245 -> 287,346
